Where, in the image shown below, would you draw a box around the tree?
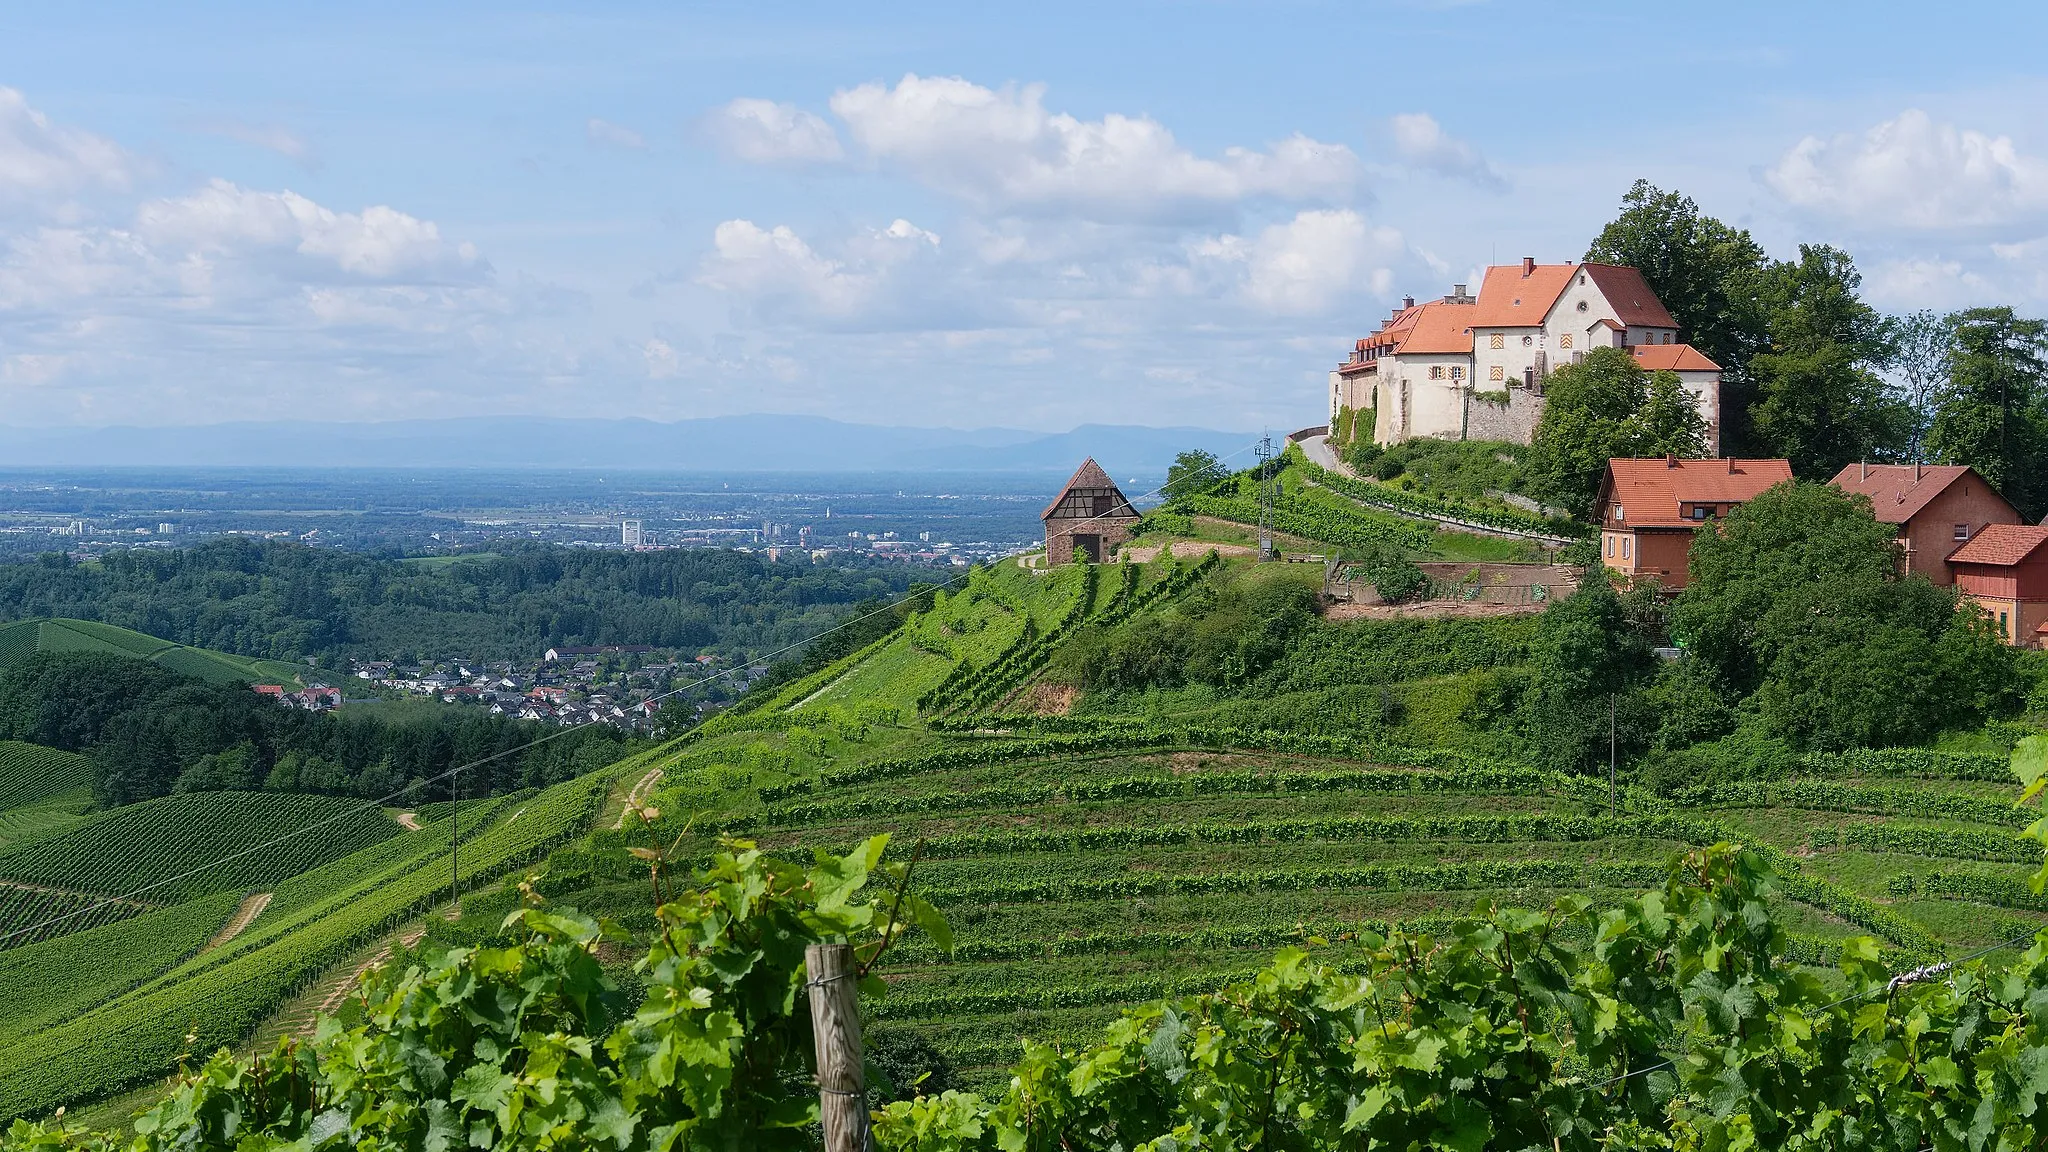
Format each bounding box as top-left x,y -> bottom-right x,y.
1886,308 -> 1958,461
1926,306 -> 2048,520
1670,480 -> 2018,749
1585,180 -> 1771,453
1749,244 -> 1907,476
1521,576 -> 1655,774
1527,347 -> 1709,519
1164,449 -> 1228,499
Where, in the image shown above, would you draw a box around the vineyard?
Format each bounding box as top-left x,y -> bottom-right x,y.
618,726 -> 2045,1088
0,741 -> 93,810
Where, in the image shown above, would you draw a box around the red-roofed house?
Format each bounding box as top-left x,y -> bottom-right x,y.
1949,525 -> 2048,647
1828,462 -> 2024,584
1331,258 -> 1720,451
1594,456 -> 1795,588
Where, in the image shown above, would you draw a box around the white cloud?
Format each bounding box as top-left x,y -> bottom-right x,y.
134,179 -> 480,279
1387,113 -> 1506,191
643,337 -> 681,378
1195,209 -> 1404,314
703,98 -> 843,163
194,119 -> 312,162
698,219 -> 874,318
0,87 -> 128,204
1864,257 -> 2001,310
827,74 -> 1360,222
586,118 -> 645,150
1765,109 -> 2048,230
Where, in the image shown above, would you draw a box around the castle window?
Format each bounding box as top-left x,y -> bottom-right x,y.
1489,365 -> 1504,381
1429,365 -> 1444,380
1576,300 -> 1589,312
1522,335 -> 1533,347
1450,366 -> 1463,380
1489,333 -> 1504,349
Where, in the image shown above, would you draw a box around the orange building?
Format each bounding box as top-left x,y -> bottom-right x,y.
1593,456 -> 1794,589
1828,462 -> 2023,584
1949,525 -> 2048,648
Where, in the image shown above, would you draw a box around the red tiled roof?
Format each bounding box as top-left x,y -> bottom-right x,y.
1949,524 -> 2048,567
1597,457 -> 1794,529
1630,343 -> 1721,373
1469,262 -> 1578,327
1398,301 -> 1476,354
1827,463 -> 2016,525
1041,457 -> 1136,520
1583,264 -> 1679,328
1590,318 -> 1625,331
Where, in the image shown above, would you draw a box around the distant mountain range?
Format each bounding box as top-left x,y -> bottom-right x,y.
0,416 -> 1265,473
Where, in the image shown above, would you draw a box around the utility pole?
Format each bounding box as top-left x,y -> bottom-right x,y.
1255,432 -> 1277,562
1608,692 -> 1617,819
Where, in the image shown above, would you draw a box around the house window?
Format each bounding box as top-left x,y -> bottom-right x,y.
1622,537 -> 1631,559
1691,505 -> 1708,520
1954,523 -> 1971,541
2001,611 -> 2011,638
1449,366 -> 1463,380
1613,503 -> 1624,522
1489,333 -> 1504,349
1429,365 -> 1445,380
1605,535 -> 1613,557
1489,365 -> 1505,381
1559,334 -> 1574,349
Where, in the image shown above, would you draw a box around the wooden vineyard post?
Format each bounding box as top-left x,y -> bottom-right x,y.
806,943 -> 868,1152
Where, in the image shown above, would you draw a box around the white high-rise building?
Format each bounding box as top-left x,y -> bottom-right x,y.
621,519 -> 643,547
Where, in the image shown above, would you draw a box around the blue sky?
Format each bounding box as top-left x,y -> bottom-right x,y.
3,0 -> 2045,431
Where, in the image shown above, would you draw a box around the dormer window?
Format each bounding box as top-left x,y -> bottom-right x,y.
1691,505 -> 1708,520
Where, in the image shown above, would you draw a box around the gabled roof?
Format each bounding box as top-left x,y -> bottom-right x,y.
1827,463 -> 2019,526
1469,262 -> 1578,327
1041,458 -> 1137,521
1582,264 -> 1679,328
1398,301 -> 1476,354
1596,457 -> 1794,529
1630,343 -> 1721,373
1949,524 -> 2048,567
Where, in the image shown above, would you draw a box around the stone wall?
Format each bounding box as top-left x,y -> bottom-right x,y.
1461,385 -> 1545,444
1046,517 -> 1136,565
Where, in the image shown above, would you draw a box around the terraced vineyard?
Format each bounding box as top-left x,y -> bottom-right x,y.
0,791 -> 409,954
623,725 -> 2035,1087
0,742 -> 93,810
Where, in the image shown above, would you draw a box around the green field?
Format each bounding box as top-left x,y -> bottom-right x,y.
0,618 -> 309,687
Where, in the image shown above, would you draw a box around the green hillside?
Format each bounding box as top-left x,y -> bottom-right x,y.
0,741 -> 93,811
0,618 -> 309,688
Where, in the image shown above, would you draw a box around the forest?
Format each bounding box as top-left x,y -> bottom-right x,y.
0,538 -> 928,666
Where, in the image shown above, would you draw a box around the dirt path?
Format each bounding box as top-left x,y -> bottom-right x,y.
614,767 -> 665,829
300,924 -> 430,1034
395,811 -> 421,831
202,891 -> 273,952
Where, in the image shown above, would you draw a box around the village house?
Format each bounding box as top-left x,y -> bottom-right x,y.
1828,462 -> 2024,585
1042,458 -> 1138,565
1330,259 -> 1721,451
1595,456 -> 1794,589
1949,525 -> 2048,648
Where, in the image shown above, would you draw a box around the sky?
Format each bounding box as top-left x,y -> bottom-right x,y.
2,1 -> 2046,433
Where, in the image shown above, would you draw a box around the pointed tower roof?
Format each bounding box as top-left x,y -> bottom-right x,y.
1041,458 -> 1136,520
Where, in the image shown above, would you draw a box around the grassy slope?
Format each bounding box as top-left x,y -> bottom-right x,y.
0,618 -> 309,688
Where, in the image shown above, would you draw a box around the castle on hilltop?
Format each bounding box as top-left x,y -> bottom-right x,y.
1329,258 -> 1721,452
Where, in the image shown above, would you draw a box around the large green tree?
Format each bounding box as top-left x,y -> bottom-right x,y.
1749,245 -> 1907,476
1163,449 -> 1229,499
1926,306 -> 2048,520
1521,576 -> 1655,774
1670,480 -> 2017,749
1585,180 -> 1770,453
1527,347 -> 1709,519
1886,308 -> 1957,461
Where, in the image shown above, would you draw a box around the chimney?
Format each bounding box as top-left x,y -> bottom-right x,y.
1726,457 -> 1736,474
1453,284 -> 1466,297
1521,256 -> 1535,277
1860,459 -> 1868,482
1915,460 -> 1923,481
1666,452 -> 1678,468
1403,295 -> 1415,309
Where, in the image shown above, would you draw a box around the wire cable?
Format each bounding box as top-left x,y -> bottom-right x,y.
0,436 -> 1274,946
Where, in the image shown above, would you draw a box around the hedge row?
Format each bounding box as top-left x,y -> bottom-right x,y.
1673,780 -> 2028,829
1796,747 -> 2012,782
1808,822 -> 2033,863
1294,458 -> 1580,539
